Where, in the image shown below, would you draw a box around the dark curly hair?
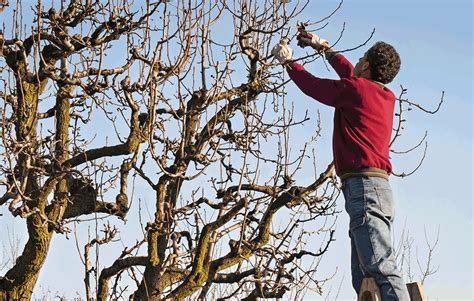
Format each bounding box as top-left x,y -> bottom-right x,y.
366,41 -> 401,84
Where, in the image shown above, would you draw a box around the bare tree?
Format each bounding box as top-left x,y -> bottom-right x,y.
395,223 -> 440,285
0,0 -> 442,300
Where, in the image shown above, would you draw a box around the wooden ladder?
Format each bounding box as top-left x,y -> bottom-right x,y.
358,277 -> 426,301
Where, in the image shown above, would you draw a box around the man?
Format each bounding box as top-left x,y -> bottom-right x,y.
272,33 -> 409,300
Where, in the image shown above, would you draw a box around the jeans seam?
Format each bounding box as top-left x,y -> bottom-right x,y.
365,213 -> 400,300
374,186 -> 384,214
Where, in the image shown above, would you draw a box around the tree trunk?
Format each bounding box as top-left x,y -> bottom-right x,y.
0,217 -> 53,300
131,175 -> 185,300
0,71 -> 54,300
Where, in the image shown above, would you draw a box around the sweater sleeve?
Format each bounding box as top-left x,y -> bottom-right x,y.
325,49 -> 354,79
287,63 -> 356,108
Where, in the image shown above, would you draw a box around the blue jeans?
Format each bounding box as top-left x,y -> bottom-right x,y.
342,176 -> 410,301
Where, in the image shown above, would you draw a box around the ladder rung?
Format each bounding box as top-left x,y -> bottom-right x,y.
358,277 -> 427,301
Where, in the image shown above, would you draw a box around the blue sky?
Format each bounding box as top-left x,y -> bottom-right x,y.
0,0 -> 472,300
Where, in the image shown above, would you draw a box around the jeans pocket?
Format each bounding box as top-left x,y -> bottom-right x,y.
345,193 -> 365,221
347,179 -> 364,199
374,187 -> 395,218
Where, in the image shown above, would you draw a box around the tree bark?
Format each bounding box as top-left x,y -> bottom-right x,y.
0,219 -> 53,300
0,71 -> 52,299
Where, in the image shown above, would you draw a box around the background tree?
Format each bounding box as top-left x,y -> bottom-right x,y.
0,0 -> 442,300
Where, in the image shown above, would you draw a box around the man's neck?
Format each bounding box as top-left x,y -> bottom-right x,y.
360,74 -> 385,88
370,80 -> 385,88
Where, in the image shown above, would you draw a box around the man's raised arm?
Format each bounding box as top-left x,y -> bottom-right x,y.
297,32 -> 354,79
270,38 -> 356,108
325,49 -> 354,79
286,62 -> 354,108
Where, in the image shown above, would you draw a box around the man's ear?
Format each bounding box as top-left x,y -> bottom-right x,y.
362,61 -> 370,71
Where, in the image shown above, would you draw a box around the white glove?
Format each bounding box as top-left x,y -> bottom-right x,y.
271,39 -> 293,64
297,32 -> 329,51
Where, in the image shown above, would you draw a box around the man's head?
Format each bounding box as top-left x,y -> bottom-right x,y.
353,41 -> 401,84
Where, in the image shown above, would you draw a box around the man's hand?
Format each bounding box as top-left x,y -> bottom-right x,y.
271,39 -> 293,65
297,32 -> 329,52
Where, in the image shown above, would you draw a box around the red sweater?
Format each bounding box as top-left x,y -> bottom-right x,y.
287,54 -> 395,176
